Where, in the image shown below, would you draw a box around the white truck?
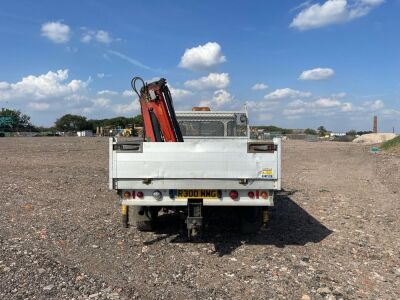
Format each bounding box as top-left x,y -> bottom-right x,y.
109,110 -> 281,238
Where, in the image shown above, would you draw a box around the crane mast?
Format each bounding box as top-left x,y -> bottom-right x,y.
131,77 -> 183,142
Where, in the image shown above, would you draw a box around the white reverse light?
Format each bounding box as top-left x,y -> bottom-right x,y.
152,190 -> 162,201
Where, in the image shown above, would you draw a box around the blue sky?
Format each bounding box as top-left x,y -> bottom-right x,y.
0,0 -> 399,131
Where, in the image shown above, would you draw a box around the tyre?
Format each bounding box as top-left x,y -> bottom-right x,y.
239,207 -> 263,234
131,207 -> 159,232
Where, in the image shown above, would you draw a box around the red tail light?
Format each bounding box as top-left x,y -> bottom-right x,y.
229,190 -> 239,200
260,191 -> 268,199
136,191 -> 144,198
248,191 -> 255,198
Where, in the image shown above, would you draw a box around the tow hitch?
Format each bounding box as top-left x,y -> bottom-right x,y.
187,199 -> 203,240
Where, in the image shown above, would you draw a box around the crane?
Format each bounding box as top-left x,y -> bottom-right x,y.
131,77 -> 183,142
123,77 -> 188,233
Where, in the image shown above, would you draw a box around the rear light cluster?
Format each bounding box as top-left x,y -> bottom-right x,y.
152,190 -> 162,201
248,142 -> 277,153
122,190 -> 144,199
229,190 -> 239,200
228,190 -> 269,200
123,190 -> 268,201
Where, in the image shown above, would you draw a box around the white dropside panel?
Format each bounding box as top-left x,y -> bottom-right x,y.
114,139 -> 279,180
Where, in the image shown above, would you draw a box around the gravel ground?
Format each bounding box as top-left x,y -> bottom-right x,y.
0,137 -> 399,299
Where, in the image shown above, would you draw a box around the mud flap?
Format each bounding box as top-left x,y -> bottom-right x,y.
239,207 -> 263,234
131,206 -> 159,231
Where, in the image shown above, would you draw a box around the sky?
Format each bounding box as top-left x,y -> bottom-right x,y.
0,0 -> 399,132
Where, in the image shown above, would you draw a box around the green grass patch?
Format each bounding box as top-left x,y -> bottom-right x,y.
380,135 -> 400,150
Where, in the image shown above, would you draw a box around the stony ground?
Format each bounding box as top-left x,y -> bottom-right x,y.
0,137 -> 399,299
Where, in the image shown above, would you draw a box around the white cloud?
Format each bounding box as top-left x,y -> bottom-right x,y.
341,102 -> 354,111
28,102 -> 50,111
0,69 -> 88,102
247,100 -> 278,111
81,29 -> 113,44
251,83 -> 269,90
81,33 -> 92,43
95,30 -> 112,43
265,88 -> 311,100
257,113 -> 274,121
113,100 -> 140,114
0,82 -> 10,89
96,73 -> 112,79
212,89 -> 233,107
92,98 -> 111,107
282,96 -> 386,119
64,94 -> 88,102
41,21 -> 70,43
179,42 -> 226,71
290,0 -> 385,30
364,99 -> 384,110
287,99 -> 307,108
97,90 -> 118,96
284,97 -> 350,117
82,92 -> 140,116
169,87 -> 193,102
122,90 -> 135,97
283,107 -> 306,116
314,98 -> 341,107
146,77 -> 161,83
198,100 -> 212,107
299,68 -> 335,80
198,89 -> 233,108
184,73 -> 230,90
381,108 -> 400,117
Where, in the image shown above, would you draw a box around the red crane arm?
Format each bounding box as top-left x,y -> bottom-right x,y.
131,77 -> 183,142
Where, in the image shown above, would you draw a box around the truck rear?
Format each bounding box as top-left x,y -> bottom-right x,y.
109,110 -> 281,237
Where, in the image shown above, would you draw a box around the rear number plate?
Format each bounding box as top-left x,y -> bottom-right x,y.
176,190 -> 219,199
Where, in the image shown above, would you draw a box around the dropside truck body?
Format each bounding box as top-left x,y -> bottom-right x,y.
109,111 -> 281,236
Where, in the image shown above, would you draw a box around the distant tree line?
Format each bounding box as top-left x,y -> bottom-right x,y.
1,107 -> 375,136
0,108 -> 35,132
304,128 -> 318,135
0,108 -> 143,133
54,114 -> 143,132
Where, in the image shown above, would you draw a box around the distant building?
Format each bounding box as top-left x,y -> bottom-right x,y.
330,132 -> 346,137
77,130 -> 93,137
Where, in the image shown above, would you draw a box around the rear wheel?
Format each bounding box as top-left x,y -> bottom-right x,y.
239,207 -> 263,234
131,207 -> 159,231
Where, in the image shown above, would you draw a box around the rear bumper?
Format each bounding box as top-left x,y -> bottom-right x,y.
120,199 -> 273,206
119,190 -> 274,207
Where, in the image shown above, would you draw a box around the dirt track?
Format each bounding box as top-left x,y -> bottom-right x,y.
0,137 -> 399,299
